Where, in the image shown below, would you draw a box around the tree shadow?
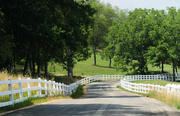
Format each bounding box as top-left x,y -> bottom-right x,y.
54,75 -> 84,84
126,71 -> 169,75
4,103 -> 179,116
95,65 -> 116,69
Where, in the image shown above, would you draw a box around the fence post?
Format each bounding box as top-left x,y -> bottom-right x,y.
18,78 -> 23,100
8,79 -> 14,105
38,78 -> 42,97
53,82 -> 55,95
27,78 -> 31,97
49,80 -> 52,96
56,82 -> 59,95
44,79 -> 48,96
62,83 -> 65,96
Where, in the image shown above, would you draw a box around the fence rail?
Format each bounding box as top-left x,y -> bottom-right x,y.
80,75 -> 123,85
0,75 -> 122,107
0,73 -> 179,108
0,78 -> 79,107
121,75 -> 180,94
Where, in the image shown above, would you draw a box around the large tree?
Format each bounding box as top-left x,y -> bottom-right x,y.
164,7 -> 180,81
146,9 -> 168,73
89,1 -> 118,66
114,8 -> 155,74
1,0 -> 94,78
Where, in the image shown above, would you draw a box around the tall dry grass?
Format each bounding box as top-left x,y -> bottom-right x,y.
0,71 -> 56,103
147,90 -> 180,110
0,71 -> 30,92
0,71 -> 54,93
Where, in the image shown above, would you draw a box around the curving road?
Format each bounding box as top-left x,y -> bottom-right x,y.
2,81 -> 180,116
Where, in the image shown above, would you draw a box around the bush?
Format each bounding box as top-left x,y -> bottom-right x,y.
70,85 -> 84,99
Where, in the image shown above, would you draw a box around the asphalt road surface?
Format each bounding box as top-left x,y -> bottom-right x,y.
2,81 -> 180,116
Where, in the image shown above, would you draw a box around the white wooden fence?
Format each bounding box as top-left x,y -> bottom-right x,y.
80,75 -> 123,85
0,75 -> 122,108
121,75 -> 180,94
0,73 -> 179,108
158,72 -> 180,81
0,78 -> 79,108
124,75 -> 167,81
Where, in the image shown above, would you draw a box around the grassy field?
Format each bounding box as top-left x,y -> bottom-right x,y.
48,53 -> 180,76
131,80 -> 180,86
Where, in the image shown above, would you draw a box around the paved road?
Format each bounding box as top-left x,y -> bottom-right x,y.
2,81 -> 180,116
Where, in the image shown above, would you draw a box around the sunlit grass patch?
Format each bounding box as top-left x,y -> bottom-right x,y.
131,80 -> 180,86
147,90 -> 180,110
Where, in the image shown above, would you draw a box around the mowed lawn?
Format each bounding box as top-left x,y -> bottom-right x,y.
132,80 -> 180,86
48,53 -> 180,76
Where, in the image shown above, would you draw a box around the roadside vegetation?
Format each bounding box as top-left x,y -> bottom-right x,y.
131,80 -> 180,86
118,80 -> 180,110
0,95 -> 71,113
131,80 -> 180,110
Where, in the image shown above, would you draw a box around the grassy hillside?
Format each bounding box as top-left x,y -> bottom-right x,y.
48,53 -> 179,76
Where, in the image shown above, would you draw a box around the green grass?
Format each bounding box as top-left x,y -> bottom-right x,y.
48,53 -> 180,76
131,80 -> 180,86
0,95 -> 70,113
48,53 -> 124,76
70,85 -> 84,99
118,80 -> 180,110
117,85 -> 180,110
147,91 -> 180,110
117,85 -> 147,96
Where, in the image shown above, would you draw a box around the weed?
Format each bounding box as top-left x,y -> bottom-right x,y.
70,85 -> 84,99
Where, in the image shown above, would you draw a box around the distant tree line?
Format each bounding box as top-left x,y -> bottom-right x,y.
107,7 -> 180,81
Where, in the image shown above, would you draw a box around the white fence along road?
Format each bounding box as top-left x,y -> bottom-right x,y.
0,73 -> 180,108
121,75 -> 180,94
0,75 -> 122,107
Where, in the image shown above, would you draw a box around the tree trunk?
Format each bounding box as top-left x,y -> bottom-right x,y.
29,56 -> 32,74
109,58 -> 111,68
37,64 -> 40,76
24,43 -> 31,75
44,60 -> 48,78
161,61 -> 164,73
139,57 -> 146,75
13,52 -> 16,72
66,46 -> 74,78
32,53 -> 35,76
94,51 -> 96,66
23,56 -> 29,75
68,66 -> 73,78
37,49 -> 40,77
93,46 -> 96,66
172,60 -> 176,82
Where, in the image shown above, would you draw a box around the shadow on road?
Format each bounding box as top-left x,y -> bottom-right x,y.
4,103 -> 175,116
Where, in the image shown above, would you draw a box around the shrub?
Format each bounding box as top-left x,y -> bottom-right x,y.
70,85 -> 84,99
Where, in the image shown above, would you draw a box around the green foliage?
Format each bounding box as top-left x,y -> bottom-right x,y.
0,0 -> 95,78
88,0 -> 120,65
110,7 -> 180,77
0,99 -> 33,113
70,85 -> 84,99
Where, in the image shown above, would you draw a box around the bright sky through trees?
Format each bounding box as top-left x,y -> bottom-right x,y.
100,0 -> 180,10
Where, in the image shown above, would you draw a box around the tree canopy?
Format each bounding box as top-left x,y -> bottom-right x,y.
0,0 -> 95,78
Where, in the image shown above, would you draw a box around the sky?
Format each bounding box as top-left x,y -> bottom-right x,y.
100,0 -> 180,11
